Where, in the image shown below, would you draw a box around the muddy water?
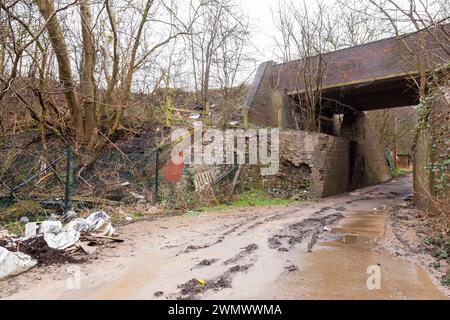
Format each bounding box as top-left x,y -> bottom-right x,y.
273,210 -> 447,300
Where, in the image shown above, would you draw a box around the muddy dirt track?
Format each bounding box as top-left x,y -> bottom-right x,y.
1,176 -> 448,300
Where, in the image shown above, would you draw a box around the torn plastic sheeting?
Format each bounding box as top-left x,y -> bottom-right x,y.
31,212 -> 115,250
40,221 -> 62,235
63,218 -> 90,233
85,212 -> 115,237
44,212 -> 115,250
43,230 -> 81,250
0,246 -> 37,280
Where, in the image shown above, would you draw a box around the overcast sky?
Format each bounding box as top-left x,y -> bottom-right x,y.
240,0 -> 279,62
239,0 -> 342,65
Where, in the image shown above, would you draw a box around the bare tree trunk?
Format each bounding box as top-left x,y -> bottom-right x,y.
36,0 -> 82,141
109,0 -> 154,136
104,0 -> 119,107
79,0 -> 97,149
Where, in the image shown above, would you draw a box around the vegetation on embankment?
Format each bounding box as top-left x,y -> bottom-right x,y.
186,189 -> 301,216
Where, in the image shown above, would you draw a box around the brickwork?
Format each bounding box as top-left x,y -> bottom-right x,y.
247,25 -> 450,128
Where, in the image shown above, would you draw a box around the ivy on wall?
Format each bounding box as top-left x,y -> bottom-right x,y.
420,90 -> 450,195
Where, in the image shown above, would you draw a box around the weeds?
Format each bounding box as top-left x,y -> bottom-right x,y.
425,234 -> 450,286
190,189 -> 300,215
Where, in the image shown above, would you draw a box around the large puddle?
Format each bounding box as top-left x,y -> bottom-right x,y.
275,210 -> 447,300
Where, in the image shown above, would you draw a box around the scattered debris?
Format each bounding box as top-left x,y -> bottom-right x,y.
5,237 -> 83,266
0,246 -> 37,280
224,244 -> 259,265
268,212 -> 344,252
184,244 -> 210,253
85,212 -> 116,237
0,210 -> 120,279
40,221 -> 63,235
126,217 -> 133,222
19,217 -> 30,224
64,210 -> 78,220
80,235 -> 124,244
41,198 -> 64,210
285,265 -> 298,272
229,264 -> 252,273
178,277 -> 232,298
178,278 -> 206,296
268,237 -> 282,249
196,259 -> 218,268
44,229 -> 80,250
154,291 -> 164,297
79,243 -> 97,256
24,223 -> 39,239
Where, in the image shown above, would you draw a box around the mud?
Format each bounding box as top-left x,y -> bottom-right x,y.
268,212 -> 344,252
5,237 -> 85,266
178,277 -> 232,299
181,238 -> 225,254
1,175 -> 447,300
270,206 -> 448,299
223,244 -> 259,265
375,204 -> 450,295
285,265 -> 298,272
154,291 -> 164,297
229,264 -> 252,273
196,259 -> 219,268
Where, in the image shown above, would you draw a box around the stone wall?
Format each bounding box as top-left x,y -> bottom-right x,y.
241,131 -> 351,199
414,87 -> 450,220
340,112 -> 392,190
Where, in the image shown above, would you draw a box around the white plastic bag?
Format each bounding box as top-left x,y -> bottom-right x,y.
40,221 -> 62,235
63,218 -> 90,233
85,212 -> 115,236
0,247 -> 37,280
43,230 -> 80,250
41,221 -> 80,250
41,212 -> 115,250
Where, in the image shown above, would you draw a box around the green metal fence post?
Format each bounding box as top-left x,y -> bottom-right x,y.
154,149 -> 160,205
64,147 -> 72,211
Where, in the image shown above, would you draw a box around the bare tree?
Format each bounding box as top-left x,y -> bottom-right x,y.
0,0 -> 194,171
273,0 -> 334,132
186,0 -> 249,123
367,0 -> 450,97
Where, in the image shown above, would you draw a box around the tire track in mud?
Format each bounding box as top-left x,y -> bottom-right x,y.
175,192 -> 384,256
267,212 -> 345,253
223,244 -> 259,265
176,246 -> 258,300
177,205 -> 343,255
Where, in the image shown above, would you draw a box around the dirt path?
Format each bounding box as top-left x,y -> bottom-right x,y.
1,176 -> 447,300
